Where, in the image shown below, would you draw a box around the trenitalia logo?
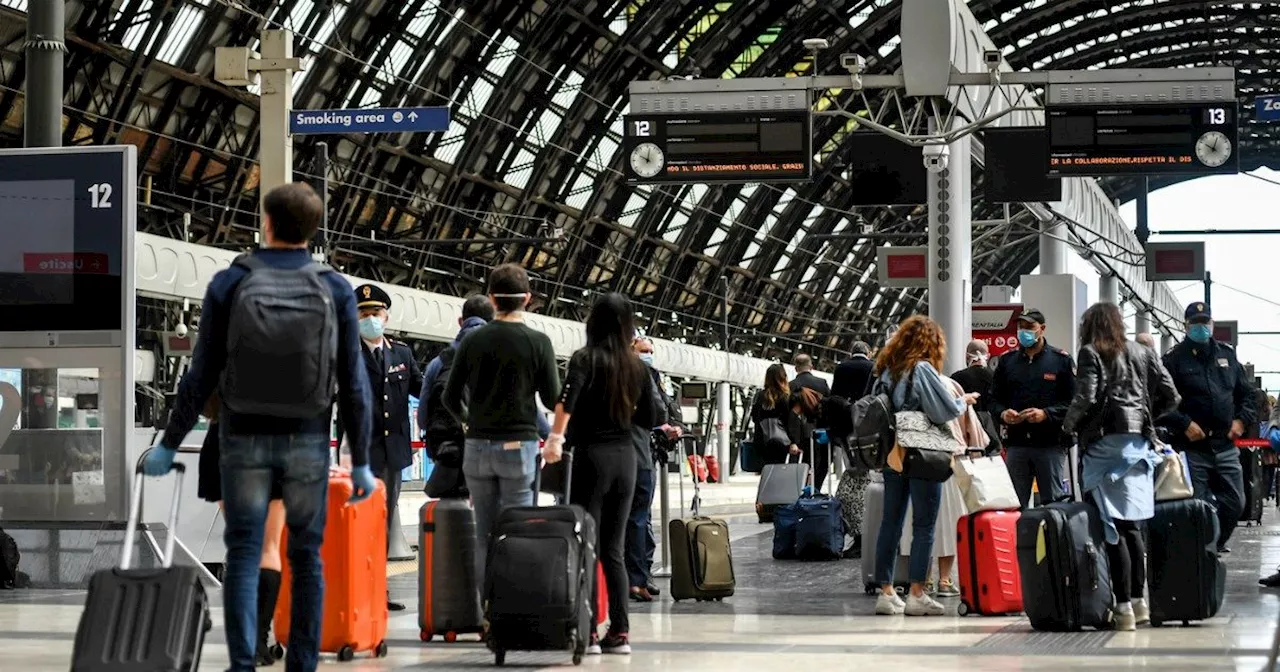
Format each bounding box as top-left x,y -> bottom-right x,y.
972,308 -> 1018,330
22,253 -> 109,274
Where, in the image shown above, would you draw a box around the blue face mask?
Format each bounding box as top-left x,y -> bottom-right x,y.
1017,329 -> 1039,349
638,353 -> 655,367
1187,324 -> 1212,344
359,316 -> 384,341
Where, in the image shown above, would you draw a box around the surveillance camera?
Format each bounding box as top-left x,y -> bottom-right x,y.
983,49 -> 1002,70
803,38 -> 830,51
922,144 -> 950,174
175,323 -> 188,339
840,53 -> 866,74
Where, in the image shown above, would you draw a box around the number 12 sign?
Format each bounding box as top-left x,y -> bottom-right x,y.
1256,94 -> 1280,122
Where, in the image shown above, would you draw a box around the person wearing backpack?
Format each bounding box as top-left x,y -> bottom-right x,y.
144,182 -> 376,672
418,296 -> 494,491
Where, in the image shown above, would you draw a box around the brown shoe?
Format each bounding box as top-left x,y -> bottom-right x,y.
629,587 -> 653,602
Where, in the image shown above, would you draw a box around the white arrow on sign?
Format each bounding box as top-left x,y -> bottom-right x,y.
408,111 -> 419,121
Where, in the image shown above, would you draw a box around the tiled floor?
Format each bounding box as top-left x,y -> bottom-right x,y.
6,509 -> 1280,671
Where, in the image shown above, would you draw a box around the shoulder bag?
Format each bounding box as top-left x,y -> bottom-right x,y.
888,366 -> 961,483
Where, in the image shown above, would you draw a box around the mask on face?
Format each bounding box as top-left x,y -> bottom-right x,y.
1187,324 -> 1212,344
359,316 -> 384,341
638,353 -> 655,367
1017,329 -> 1039,349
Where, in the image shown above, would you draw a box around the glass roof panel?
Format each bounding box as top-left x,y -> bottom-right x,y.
155,3 -> 206,64
120,0 -> 155,51
0,0 -> 26,11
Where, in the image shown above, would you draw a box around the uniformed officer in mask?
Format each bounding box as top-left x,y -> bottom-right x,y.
1159,301 -> 1256,555
352,283 -> 423,611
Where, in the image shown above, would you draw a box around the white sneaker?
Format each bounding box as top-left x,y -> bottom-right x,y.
904,593 -> 946,616
875,592 -> 905,615
1132,598 -> 1150,625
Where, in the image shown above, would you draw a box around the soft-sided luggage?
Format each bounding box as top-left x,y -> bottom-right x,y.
956,510 -> 1023,616
772,494 -> 844,561
755,453 -> 809,523
418,498 -> 483,643
669,454 -> 735,602
1240,446 -> 1265,525
860,470 -> 910,593
739,440 -> 764,474
1016,501 -> 1113,631
275,475 -> 389,661
484,452 -> 596,666
1146,497 -> 1226,626
71,454 -> 211,672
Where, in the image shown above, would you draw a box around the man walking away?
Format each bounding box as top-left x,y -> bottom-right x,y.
144,182 -> 376,672
832,341 -> 875,400
627,337 -> 678,602
442,264 -> 561,577
989,309 -> 1076,508
952,340 -> 1000,456
1159,302 -> 1256,554
791,354 -> 831,491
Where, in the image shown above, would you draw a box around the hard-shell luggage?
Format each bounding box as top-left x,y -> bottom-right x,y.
1240,446 -> 1265,525
418,498 -> 483,643
956,510 -> 1023,617
275,475 -> 389,661
670,452 -> 735,602
484,452 -> 596,666
1016,501 -> 1113,631
1147,497 -> 1226,626
772,494 -> 844,560
756,453 -> 809,523
860,470 -> 910,593
71,453 -> 211,672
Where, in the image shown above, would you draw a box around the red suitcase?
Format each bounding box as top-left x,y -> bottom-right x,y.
956,510 -> 1023,616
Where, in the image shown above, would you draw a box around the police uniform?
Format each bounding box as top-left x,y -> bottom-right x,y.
1160,302 -> 1256,551
989,309 -> 1077,508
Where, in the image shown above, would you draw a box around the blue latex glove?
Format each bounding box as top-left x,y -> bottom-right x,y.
349,465 -> 376,505
142,444 -> 177,476
814,429 -> 828,445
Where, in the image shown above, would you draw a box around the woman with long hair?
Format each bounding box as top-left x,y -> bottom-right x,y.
871,315 -> 977,617
750,363 -> 807,464
1063,302 -> 1180,630
544,293 -> 658,656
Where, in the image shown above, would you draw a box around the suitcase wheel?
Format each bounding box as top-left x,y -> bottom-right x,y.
419,631 -> 433,642
337,645 -> 355,662
443,631 -> 457,644
494,649 -> 506,666
1150,620 -> 1163,628
957,602 -> 969,617
375,641 -> 388,658
269,643 -> 284,660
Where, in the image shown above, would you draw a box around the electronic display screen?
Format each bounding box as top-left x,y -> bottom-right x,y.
622,110 -> 813,184
1046,101 -> 1239,176
845,131 -> 928,206
0,151 -> 125,332
983,127 -> 1062,203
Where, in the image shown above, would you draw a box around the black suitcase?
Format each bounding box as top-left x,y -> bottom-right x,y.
71,453 -> 212,672
1017,501 -> 1114,631
418,498 -> 483,643
1240,446 -> 1265,525
484,451 -> 597,666
1147,498 -> 1226,626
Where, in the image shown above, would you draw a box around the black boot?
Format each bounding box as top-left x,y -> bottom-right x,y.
256,569 -> 282,667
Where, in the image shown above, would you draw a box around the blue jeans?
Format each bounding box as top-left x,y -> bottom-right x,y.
874,469 -> 942,586
1185,440 -> 1245,549
220,429 -> 330,672
463,438 -> 539,577
625,468 -> 656,588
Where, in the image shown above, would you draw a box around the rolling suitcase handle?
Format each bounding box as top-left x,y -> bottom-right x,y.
533,449 -> 574,504
678,436 -> 703,517
120,448 -> 186,570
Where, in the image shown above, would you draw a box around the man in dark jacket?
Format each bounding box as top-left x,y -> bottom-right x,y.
832,341 -> 875,399
1159,302 -> 1256,553
952,340 -> 999,455
628,337 -> 675,602
791,354 -> 831,491
990,309 -> 1077,508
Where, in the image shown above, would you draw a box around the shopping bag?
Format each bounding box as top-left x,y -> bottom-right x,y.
1154,448 -> 1194,502
951,455 -> 1019,512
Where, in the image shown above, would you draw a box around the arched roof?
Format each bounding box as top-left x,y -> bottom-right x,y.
0,0 -> 1264,365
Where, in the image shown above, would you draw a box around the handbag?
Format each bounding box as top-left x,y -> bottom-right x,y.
757,416 -> 789,450
951,455 -> 1020,512
894,410 -> 959,482
1153,445 -> 1194,502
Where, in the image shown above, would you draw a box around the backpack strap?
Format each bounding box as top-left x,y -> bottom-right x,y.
299,260 -> 332,277
232,253 -> 268,272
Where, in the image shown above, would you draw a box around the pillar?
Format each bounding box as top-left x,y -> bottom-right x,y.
1136,310 -> 1151,336
1161,332 -> 1176,354
258,29 -> 296,240
1099,273 -> 1120,305
716,382 -> 731,483
1039,220 -> 1068,276
926,130 -> 972,375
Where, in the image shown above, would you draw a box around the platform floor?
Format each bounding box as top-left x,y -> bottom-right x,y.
6,504 -> 1280,671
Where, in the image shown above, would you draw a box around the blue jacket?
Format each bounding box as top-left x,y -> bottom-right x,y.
877,361 -> 966,425
161,248 -> 374,467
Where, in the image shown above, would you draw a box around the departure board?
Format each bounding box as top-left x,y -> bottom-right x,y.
1046,102 -> 1239,177
622,110 -> 812,184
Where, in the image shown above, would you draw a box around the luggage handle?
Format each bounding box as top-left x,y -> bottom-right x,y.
533,448 -> 574,504
677,436 -> 702,516
121,448 -> 186,571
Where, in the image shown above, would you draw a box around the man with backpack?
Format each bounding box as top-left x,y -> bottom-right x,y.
144,182 -> 376,672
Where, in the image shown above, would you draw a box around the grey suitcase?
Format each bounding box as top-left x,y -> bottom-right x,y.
418,498 -> 483,643
860,470 -> 910,594
755,453 -> 809,523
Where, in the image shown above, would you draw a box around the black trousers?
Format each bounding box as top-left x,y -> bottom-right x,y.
1105,519 -> 1147,603
570,439 -> 637,634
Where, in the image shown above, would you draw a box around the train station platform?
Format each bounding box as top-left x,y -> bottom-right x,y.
5,501 -> 1279,671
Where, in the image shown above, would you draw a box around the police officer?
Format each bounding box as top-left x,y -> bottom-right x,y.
989,308 -> 1077,509
353,284 -> 423,611
1159,302 -> 1256,554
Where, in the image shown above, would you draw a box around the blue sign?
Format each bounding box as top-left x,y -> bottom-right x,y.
290,106 -> 450,135
1256,95 -> 1280,122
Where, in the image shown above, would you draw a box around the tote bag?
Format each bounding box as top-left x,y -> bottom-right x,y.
951,455 -> 1020,512
1153,445 -> 1194,502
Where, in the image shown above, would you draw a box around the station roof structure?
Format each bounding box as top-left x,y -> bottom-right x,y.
0,0 -> 1268,364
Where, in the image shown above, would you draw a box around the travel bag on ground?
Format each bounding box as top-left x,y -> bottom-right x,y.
739,440 -> 764,474
418,498 -> 483,643
1146,497 -> 1226,626
71,453 -> 211,672
1016,501 -> 1113,631
669,451 -> 735,602
755,453 -> 809,523
860,470 -> 909,593
484,452 -> 596,666
956,510 -> 1023,617
275,474 -> 389,661
772,494 -> 845,561
1240,445 -> 1265,525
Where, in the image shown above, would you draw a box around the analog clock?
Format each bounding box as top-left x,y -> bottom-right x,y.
630,142 -> 665,178
1195,131 -> 1232,168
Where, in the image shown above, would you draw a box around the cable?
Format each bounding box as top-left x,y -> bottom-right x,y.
1213,281 -> 1280,311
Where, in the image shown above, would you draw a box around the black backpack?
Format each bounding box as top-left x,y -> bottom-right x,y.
822,395 -> 855,440
424,347 -> 465,442
848,386 -> 895,471
220,254 -> 338,419
0,527 -> 19,589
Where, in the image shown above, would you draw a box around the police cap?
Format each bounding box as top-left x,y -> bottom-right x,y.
1184,302 -> 1211,322
355,284 -> 391,311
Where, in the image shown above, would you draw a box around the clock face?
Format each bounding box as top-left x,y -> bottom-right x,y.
1195,131 -> 1232,168
630,142 -> 665,178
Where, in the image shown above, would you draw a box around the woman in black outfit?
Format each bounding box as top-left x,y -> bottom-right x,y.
750,363 -> 807,464
544,293 -> 657,656
197,393 -> 287,667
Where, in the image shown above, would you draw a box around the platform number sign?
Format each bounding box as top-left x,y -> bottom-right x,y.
88,182 -> 113,209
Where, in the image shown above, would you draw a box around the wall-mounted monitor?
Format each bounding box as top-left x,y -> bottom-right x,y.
845,131 -> 928,205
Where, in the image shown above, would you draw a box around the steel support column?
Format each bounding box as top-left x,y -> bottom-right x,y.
1039,220 -> 1068,276
927,125 -> 972,375
1099,273 -> 1120,305
1161,333 -> 1176,354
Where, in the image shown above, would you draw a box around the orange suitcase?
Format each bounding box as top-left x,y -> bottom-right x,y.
274,475 -> 389,662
